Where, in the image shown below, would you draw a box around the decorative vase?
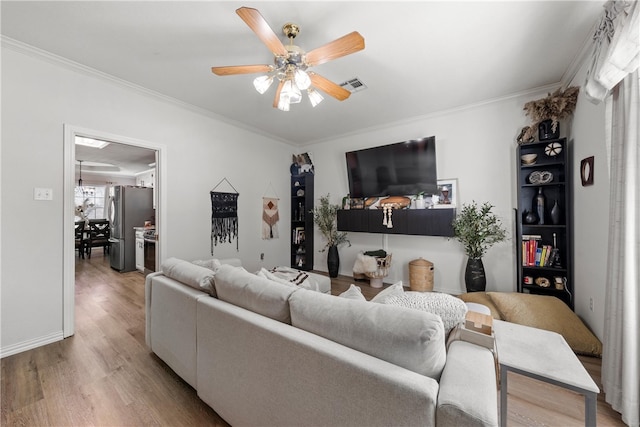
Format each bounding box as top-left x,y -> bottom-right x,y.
534,187 -> 546,225
550,199 -> 561,225
415,196 -> 425,209
538,119 -> 559,141
523,209 -> 538,224
327,244 -> 340,278
465,258 -> 486,292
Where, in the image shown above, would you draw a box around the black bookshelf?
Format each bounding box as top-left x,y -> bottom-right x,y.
516,138 -> 573,309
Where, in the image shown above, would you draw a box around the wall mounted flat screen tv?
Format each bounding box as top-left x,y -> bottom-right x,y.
345,136 -> 437,198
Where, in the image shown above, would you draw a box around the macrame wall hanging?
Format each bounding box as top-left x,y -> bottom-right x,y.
261,182 -> 280,240
210,178 -> 239,254
262,197 -> 280,239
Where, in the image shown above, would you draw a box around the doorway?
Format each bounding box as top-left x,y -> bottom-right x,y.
63,125 -> 166,338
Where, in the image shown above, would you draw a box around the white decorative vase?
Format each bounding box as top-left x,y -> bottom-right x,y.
415,196 -> 425,209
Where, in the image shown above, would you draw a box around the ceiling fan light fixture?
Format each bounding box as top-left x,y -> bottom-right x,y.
294,69 -> 311,90
277,94 -> 291,111
282,79 -> 302,104
307,88 -> 324,107
253,75 -> 274,94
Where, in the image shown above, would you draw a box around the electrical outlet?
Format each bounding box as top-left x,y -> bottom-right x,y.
260,253 -> 264,261
589,297 -> 594,311
34,187 -> 53,200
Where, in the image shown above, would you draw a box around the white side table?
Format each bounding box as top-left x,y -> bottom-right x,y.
493,320 -> 599,427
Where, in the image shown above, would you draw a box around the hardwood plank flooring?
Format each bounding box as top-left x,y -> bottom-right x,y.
1,255 -> 625,426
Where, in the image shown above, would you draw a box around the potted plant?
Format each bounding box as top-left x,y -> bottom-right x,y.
452,201 -> 507,292
521,86 -> 579,142
312,193 -> 350,277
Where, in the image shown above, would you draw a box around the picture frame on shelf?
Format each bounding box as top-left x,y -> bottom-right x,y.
435,179 -> 458,208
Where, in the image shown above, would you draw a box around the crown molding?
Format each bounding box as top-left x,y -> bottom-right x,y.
301,82 -> 561,147
1,36 -> 295,146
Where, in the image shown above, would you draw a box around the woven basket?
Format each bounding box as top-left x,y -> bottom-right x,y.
409,258 -> 434,291
365,254 -> 393,288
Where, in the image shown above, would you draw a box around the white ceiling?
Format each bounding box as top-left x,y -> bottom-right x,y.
2,1 -> 603,150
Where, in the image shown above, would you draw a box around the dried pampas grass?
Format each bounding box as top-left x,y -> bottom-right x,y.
521,86 -> 580,142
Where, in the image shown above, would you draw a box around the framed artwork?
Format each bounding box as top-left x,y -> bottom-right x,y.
580,156 -> 594,186
435,179 -> 458,208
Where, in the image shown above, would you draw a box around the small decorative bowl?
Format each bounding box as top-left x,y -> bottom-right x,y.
521,153 -> 538,165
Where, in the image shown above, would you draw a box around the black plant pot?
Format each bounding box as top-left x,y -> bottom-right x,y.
538,119 -> 559,141
465,258 -> 486,292
327,245 -> 340,278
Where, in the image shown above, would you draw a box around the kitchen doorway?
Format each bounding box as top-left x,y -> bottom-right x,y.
63,125 -> 166,338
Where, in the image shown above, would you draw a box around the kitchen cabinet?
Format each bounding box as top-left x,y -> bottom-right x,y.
135,228 -> 145,273
136,168 -> 156,209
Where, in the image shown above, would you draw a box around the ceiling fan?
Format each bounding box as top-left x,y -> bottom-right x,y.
211,7 -> 365,111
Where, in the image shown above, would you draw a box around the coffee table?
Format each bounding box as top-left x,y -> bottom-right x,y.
493,320 -> 599,427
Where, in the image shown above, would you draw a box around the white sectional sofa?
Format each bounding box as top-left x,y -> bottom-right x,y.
145,258 -> 498,426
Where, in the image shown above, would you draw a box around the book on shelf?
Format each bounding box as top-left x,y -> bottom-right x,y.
522,234 -> 558,267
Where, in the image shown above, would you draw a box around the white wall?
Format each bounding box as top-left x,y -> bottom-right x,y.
568,62 -> 609,340
1,45 -> 294,355
305,90 -> 558,295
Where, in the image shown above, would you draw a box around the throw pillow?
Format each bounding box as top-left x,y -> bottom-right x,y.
370,281 -> 405,303
256,268 -> 297,288
487,292 -> 602,356
384,292 -> 468,335
338,284 -> 366,301
161,257 -> 217,296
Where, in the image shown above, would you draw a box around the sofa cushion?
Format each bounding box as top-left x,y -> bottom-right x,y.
214,264 -> 298,324
384,292 -> 468,335
289,289 -> 447,380
338,284 -> 366,300
161,257 -> 216,296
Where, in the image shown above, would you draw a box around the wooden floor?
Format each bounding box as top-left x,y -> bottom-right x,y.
1,254 -> 625,426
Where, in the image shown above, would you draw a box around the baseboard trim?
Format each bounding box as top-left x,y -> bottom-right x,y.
1,331 -> 64,359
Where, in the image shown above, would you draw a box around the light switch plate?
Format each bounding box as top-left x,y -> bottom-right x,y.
34,187 -> 53,200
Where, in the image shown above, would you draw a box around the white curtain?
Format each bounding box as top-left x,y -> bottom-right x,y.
602,70 -> 640,427
585,2 -> 640,426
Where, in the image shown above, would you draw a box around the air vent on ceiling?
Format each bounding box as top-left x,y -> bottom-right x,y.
339,77 -> 367,93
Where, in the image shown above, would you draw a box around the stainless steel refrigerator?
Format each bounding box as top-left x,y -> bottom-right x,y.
108,185 -> 154,272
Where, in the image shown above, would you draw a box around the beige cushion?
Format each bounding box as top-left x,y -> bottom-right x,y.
289,289 -> 447,380
161,257 -> 216,296
457,292 -> 503,320
338,284 -> 366,300
214,264 -> 298,324
487,292 -> 602,356
384,292 -> 468,335
370,281 -> 405,303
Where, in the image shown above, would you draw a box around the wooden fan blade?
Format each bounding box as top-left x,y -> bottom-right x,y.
306,31 -> 365,67
309,72 -> 351,101
211,65 -> 273,76
273,80 -> 285,108
236,7 -> 288,57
